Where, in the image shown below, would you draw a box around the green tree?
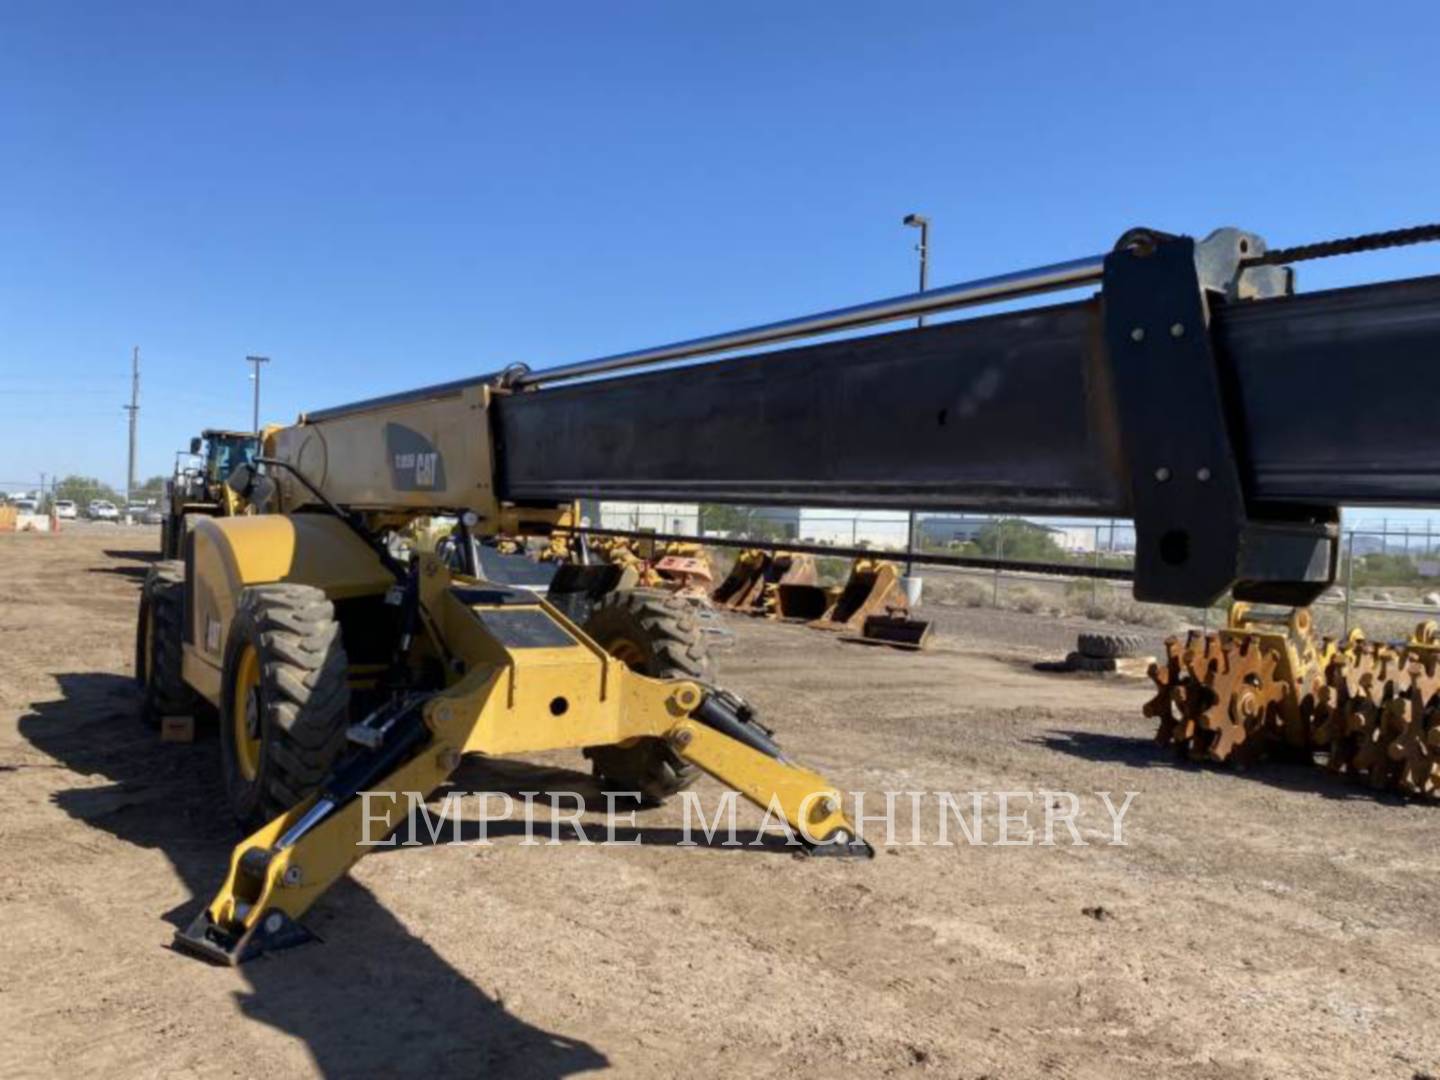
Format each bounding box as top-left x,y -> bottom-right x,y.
973,518 -> 1065,562
135,475 -> 168,499
52,475 -> 122,507
698,504 -> 794,541
1353,552 -> 1423,587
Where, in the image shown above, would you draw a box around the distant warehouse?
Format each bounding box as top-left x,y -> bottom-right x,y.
589,501 -> 1130,555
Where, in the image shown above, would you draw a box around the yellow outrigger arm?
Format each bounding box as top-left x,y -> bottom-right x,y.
177,577 -> 870,964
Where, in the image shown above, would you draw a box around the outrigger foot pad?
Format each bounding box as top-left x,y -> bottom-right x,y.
174,907 -> 318,966
801,830 -> 875,859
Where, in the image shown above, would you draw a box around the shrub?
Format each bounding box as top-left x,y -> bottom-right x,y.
1010,588 -> 1047,614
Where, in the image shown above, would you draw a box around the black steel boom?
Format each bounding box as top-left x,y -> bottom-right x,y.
490,228 -> 1440,606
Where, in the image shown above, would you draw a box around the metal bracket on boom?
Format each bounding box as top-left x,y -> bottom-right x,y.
1102,231 -> 1336,606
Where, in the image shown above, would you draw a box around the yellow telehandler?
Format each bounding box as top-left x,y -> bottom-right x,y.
139,381 -> 869,964
135,223 -> 1432,962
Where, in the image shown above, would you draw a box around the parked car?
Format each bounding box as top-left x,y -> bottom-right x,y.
141,505 -> 164,525
54,499 -> 77,519
90,500 -> 119,521
13,497 -> 38,513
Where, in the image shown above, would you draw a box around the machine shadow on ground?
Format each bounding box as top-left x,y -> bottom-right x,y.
87,548 -> 162,580
19,671 -> 609,1079
1038,728 -> 1434,806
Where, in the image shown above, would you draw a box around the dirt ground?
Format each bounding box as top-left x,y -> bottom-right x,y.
3,528 -> 1439,1080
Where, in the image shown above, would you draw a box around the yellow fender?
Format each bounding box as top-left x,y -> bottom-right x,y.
182,513 -> 393,703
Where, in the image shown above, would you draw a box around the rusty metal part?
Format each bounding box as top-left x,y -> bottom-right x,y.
1148,607 -> 1440,801
1193,637 -> 1285,765
1145,634 -> 1200,751
1146,605 -> 1351,773
1344,646 -> 1406,789
652,543 -> 715,598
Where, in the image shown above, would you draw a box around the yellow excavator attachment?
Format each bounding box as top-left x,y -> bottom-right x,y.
776,557 -> 902,632
712,549 -> 817,615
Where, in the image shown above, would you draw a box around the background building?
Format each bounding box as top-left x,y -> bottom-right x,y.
594,501 -> 699,535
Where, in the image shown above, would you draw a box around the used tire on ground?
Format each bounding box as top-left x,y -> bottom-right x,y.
219,583 -> 351,829
135,560 -> 197,728
581,588 -> 711,805
1065,651 -> 1118,673
1076,631 -> 1146,660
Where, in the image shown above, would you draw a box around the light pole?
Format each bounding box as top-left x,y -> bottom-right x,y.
246,355 -> 271,435
902,213 -> 930,574
903,213 -> 930,327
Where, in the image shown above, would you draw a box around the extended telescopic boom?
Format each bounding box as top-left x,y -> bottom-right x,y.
297,224 -> 1440,607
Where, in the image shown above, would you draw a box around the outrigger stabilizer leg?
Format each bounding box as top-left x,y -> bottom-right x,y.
176,670 -> 870,965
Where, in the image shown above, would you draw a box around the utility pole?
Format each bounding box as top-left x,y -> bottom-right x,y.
124,346 -> 140,522
902,213 -> 931,576
246,355 -> 271,434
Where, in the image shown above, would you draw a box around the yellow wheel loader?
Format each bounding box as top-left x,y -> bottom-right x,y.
160,429 -> 261,558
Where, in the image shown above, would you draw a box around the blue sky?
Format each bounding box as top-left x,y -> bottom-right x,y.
1,1 -> 1436,528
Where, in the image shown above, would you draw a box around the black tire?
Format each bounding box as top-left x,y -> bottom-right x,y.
1077,631 -> 1146,660
219,584 -> 351,829
135,560 -> 196,728
1066,651 -> 1117,673
582,589 -> 711,804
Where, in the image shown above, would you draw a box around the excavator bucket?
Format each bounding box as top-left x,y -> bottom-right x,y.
775,581 -> 834,621
757,552 -> 818,617
844,608 -> 934,650
712,548 -> 770,611
712,549 -> 817,615
805,558 -> 902,633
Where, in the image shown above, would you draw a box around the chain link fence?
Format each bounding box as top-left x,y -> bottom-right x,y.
595,502 -> 1440,639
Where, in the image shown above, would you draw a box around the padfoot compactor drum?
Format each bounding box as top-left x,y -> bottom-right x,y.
1146,606 -> 1440,798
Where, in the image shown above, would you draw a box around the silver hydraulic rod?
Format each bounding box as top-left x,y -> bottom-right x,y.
518,252 -> 1105,387
302,251 -> 1106,422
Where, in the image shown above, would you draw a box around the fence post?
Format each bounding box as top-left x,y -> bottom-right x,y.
1343,529 -> 1355,636
993,524 -> 1004,608
1090,527 -> 1100,606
